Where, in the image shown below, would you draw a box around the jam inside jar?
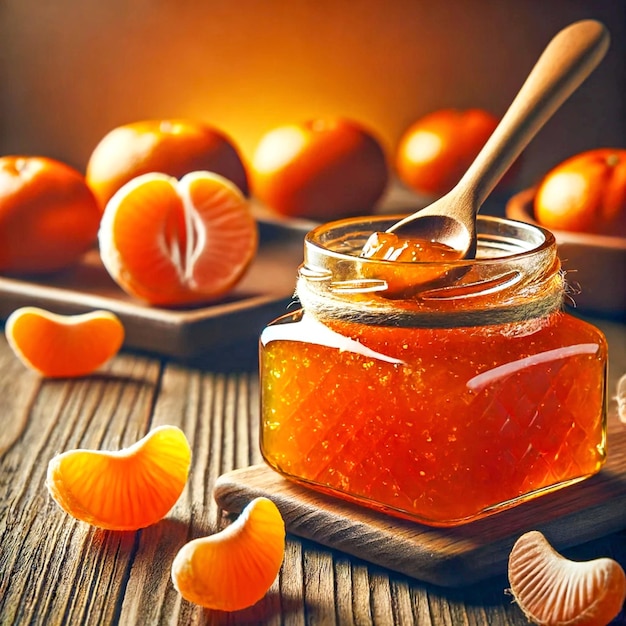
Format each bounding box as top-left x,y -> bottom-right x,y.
259,215 -> 607,527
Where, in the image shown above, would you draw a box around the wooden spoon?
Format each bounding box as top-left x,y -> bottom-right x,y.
384,20 -> 610,258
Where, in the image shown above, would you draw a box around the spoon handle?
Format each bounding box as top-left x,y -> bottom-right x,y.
455,19 -> 610,212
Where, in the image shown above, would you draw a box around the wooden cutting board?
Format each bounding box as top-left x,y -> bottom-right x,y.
214,409 -> 626,588
0,227 -> 302,359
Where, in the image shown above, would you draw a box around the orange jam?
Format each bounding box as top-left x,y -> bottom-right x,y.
259,216 -> 607,526
360,231 -> 463,262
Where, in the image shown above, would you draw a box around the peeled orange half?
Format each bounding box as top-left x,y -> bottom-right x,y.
171,497 -> 285,611
98,171 -> 258,306
5,307 -> 124,378
508,530 -> 626,626
46,425 -> 192,531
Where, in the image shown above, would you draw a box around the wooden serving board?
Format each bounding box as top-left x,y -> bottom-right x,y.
214,409 -> 626,588
0,227 -> 303,359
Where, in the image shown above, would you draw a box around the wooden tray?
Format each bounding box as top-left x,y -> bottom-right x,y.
0,228 -> 303,359
214,409 -> 626,588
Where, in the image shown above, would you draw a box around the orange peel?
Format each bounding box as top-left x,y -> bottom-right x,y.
508,530 -> 626,626
5,306 -> 124,378
46,425 -> 191,531
171,497 -> 285,611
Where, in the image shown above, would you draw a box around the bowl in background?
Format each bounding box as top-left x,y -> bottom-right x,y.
506,188 -> 626,317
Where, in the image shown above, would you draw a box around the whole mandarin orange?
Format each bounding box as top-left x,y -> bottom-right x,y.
534,148 -> 626,236
86,119 -> 249,210
0,156 -> 101,274
396,108 -> 518,197
251,118 -> 388,220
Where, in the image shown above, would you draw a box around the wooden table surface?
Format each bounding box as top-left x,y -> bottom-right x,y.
1,310 -> 625,626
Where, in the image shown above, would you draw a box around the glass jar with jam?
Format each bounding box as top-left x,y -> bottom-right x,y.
259,215 -> 607,527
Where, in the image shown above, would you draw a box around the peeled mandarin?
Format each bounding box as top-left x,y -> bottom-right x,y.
5,307 -> 124,378
171,497 -> 285,611
98,171 -> 258,306
508,530 -> 626,626
46,425 -> 192,531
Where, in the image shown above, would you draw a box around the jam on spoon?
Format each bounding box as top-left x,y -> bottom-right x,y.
360,231 -> 463,263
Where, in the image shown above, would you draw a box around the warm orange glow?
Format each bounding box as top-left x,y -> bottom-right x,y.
537,172 -> 588,217
403,130 -> 443,164
158,120 -> 189,135
2,2 -> 624,194
252,126 -> 308,174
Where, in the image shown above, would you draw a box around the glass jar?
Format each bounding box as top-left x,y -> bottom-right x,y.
259,215 -> 607,527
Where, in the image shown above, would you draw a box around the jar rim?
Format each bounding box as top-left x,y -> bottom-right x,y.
304,214 -> 556,267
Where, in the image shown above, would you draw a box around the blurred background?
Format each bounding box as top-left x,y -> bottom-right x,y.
1,0 -> 624,191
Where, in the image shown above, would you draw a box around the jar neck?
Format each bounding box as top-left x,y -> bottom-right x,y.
296,274 -> 563,328
296,215 -> 565,328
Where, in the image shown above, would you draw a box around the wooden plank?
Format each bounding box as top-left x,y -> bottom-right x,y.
0,351 -> 163,625
213,408 -> 626,588
0,342 -> 41,456
1,328 -> 622,625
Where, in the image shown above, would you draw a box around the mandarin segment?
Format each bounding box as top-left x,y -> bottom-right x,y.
46,425 -> 191,531
508,530 -> 626,626
171,497 -> 285,611
5,307 -> 124,378
98,171 -> 258,305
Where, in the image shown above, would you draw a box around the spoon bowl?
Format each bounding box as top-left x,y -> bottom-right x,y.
386,200 -> 477,258
405,215 -> 472,254
385,19 -> 610,258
